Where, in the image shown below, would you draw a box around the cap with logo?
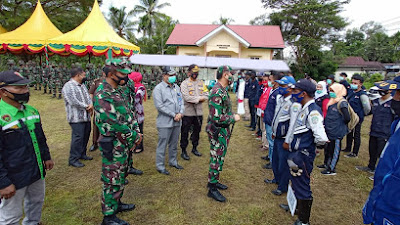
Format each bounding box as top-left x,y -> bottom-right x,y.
0,70 -> 32,88
375,76 -> 400,90
276,76 -> 296,85
188,64 -> 200,73
294,79 -> 316,95
105,58 -> 131,74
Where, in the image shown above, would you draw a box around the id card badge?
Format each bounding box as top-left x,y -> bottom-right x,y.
287,184 -> 297,216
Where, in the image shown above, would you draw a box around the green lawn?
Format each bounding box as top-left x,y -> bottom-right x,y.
28,90 -> 373,225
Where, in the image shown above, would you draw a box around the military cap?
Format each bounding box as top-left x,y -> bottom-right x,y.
188,64 -> 200,73
0,70 -> 31,88
106,58 -> 131,74
162,66 -> 176,75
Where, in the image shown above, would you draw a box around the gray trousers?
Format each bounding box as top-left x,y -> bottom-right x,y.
0,179 -> 45,225
156,126 -> 180,170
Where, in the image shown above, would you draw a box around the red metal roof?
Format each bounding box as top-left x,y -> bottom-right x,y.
166,24 -> 285,49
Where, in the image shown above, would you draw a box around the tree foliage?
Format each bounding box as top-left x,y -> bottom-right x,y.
213,16 -> 235,25
260,0 -> 349,80
108,6 -> 137,38
132,0 -> 171,37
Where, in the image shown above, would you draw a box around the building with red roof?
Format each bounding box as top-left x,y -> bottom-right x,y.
166,24 -> 285,60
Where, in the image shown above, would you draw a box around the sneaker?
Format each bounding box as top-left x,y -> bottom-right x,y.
369,175 -> 374,181
317,164 -> 327,169
344,153 -> 358,158
321,169 -> 337,175
355,166 -> 375,173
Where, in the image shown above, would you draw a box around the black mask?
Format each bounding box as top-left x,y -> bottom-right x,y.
81,77 -> 88,83
391,99 -> 400,116
191,73 -> 198,80
378,90 -> 389,96
112,74 -> 129,86
6,90 -> 30,104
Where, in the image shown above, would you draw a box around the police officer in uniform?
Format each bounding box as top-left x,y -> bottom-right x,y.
94,59 -> 142,225
282,79 -> 328,225
179,64 -> 207,160
206,65 -> 241,202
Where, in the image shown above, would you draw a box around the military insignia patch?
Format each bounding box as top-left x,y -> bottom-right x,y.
2,114 -> 11,122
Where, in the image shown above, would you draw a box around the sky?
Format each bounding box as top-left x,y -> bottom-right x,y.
100,0 -> 400,35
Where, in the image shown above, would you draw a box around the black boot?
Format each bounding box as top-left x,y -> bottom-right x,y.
101,214 -> 129,225
128,167 -> 143,175
117,201 -> 136,213
39,86 -> 41,91
52,94 -> 56,98
294,199 -> 313,225
58,94 -> 62,99
49,90 -> 52,94
181,149 -> 190,160
43,89 -> 47,94
207,183 -> 226,202
192,147 -> 202,157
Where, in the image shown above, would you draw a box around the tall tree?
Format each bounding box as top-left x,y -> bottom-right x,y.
261,0 -> 349,79
108,6 -> 137,38
132,0 -> 171,37
0,0 -> 101,32
213,16 -> 235,25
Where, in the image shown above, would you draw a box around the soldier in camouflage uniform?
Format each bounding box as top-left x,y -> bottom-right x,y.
42,63 -> 50,94
6,59 -> 15,70
33,62 -> 42,91
48,63 -> 57,96
206,65 -> 240,202
94,58 -> 142,225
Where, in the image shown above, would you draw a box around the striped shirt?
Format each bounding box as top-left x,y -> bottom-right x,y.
62,79 -> 92,123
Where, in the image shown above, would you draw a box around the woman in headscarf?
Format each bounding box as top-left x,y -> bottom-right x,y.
315,81 -> 329,118
129,69 -> 147,153
318,83 -> 350,175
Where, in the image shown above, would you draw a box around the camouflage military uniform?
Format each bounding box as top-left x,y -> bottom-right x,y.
206,81 -> 235,184
94,79 -> 140,216
42,65 -> 50,94
33,64 -> 42,90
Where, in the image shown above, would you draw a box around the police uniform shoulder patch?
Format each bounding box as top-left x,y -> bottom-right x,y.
2,114 -> 11,122
310,112 -> 321,125
292,105 -> 299,113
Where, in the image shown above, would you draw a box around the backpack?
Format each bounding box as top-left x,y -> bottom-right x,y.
337,99 -> 359,131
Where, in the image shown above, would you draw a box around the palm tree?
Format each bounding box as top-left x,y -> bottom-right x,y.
132,0 -> 171,37
213,16 -> 235,25
108,6 -> 137,38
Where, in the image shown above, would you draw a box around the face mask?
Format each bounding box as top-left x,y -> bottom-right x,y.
5,89 -> 30,104
268,81 -> 273,87
378,90 -> 389,96
262,80 -> 269,86
112,74 -> 129,86
227,75 -> 234,85
191,73 -> 198,80
391,99 -> 400,116
168,76 -> 177,84
316,90 -> 323,95
280,87 -> 289,95
291,91 -> 304,103
329,92 -> 337,98
327,79 -> 332,85
339,77 -> 344,81
82,77 -> 88,83
350,84 -> 358,90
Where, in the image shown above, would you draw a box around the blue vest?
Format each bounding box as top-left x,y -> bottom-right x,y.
347,89 -> 367,122
290,103 -> 322,154
324,101 -> 349,140
248,79 -> 259,100
263,89 -> 279,126
370,98 -> 394,139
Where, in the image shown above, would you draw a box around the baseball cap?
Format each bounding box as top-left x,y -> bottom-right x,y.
294,79 -> 316,95
162,66 -> 176,75
276,76 -> 296,85
375,76 -> 400,90
0,70 -> 32,88
188,64 -> 200,73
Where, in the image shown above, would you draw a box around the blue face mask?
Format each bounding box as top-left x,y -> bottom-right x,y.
291,91 -> 304,103
350,84 -> 358,90
280,86 -> 289,95
168,76 -> 177,84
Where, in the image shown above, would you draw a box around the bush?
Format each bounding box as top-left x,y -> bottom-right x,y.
362,73 -> 384,89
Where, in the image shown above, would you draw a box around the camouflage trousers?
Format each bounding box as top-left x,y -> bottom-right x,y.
207,126 -> 230,184
100,146 -> 129,216
51,80 -> 62,96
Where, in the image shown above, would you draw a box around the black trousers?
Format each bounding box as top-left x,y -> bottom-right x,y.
249,99 -> 256,129
69,122 -> 91,163
368,136 -> 387,170
135,122 -> 144,151
345,122 -> 362,155
180,115 -> 203,151
323,139 -> 341,171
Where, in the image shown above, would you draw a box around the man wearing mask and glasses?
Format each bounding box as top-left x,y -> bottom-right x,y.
179,64 -> 208,161
0,70 -> 54,224
94,58 -> 143,225
153,66 -> 185,176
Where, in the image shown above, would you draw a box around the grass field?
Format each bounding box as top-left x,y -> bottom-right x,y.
28,89 -> 374,225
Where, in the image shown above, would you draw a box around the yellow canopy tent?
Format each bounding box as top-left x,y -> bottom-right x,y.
0,0 -> 63,54
0,25 -> 7,34
47,0 -> 140,57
